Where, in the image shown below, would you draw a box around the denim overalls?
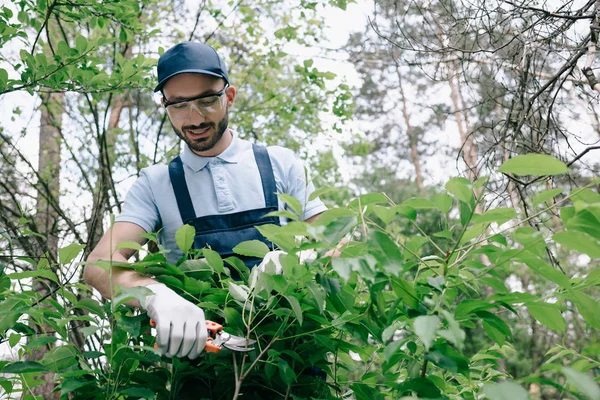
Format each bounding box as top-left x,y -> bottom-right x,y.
168,144 -> 280,268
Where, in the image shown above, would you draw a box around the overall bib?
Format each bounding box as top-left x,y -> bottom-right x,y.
168,144 -> 280,269
168,145 -> 327,399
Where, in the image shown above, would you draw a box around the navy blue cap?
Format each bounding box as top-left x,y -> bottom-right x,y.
154,42 -> 229,93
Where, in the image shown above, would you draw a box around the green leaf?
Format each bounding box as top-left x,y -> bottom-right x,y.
285,295 -> 303,325
413,315 -> 440,351
8,333 -> 21,347
439,310 -> 466,351
115,240 -> 143,251
348,192 -> 389,207
571,291 -> 600,329
570,188 -> 600,204
527,302 -> 566,333
562,367 -> 600,399
472,208 -> 517,225
391,278 -> 419,309
2,361 -> 48,374
41,345 -> 78,372
232,240 -> 270,258
0,298 -> 27,333
305,281 -> 325,312
119,386 -> 157,398
445,177 -> 473,204
278,358 -> 296,386
75,35 -> 87,53
116,314 -> 145,337
426,342 -> 470,375
58,243 -> 85,264
460,223 -> 488,244
373,231 -> 402,276
483,381 -> 529,400
396,377 -> 442,398
499,154 -> 568,176
560,206 -> 576,224
395,205 -> 417,220
371,205 -> 396,225
351,383 -> 384,400
175,224 -> 195,254
459,199 -> 473,225
203,248 -> 224,274
517,254 -> 570,289
60,379 -> 93,396
480,277 -> 508,294
74,298 -> 105,317
584,268 -> 600,285
565,210 -> 600,239
26,336 -> 57,350
533,188 -> 564,206
112,286 -> 153,309
308,186 -> 337,201
513,227 -> 545,258
277,193 -> 303,216
228,282 -> 249,302
553,231 -> 600,258
7,269 -> 58,283
402,197 -> 437,209
321,214 -> 357,245
433,193 -> 453,214
0,68 -> 8,87
263,210 -> 300,221
332,258 -> 358,281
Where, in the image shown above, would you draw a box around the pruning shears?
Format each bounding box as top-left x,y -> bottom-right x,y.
149,319 -> 256,353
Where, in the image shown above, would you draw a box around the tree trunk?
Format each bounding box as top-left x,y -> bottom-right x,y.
86,44 -> 132,253
27,91 -> 64,399
447,65 -> 479,182
86,94 -> 128,251
396,64 -> 424,193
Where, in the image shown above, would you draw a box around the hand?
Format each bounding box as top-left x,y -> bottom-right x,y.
145,283 -> 207,359
257,249 -> 318,275
324,236 -> 349,259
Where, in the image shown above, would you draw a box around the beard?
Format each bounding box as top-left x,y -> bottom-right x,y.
172,108 -> 229,154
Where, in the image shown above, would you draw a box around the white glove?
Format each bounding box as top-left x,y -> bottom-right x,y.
145,283 -> 207,359
257,249 -> 318,275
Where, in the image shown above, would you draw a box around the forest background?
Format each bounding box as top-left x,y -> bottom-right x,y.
0,0 -> 599,399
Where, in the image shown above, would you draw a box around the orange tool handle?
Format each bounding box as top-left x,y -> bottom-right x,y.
149,319 -> 223,353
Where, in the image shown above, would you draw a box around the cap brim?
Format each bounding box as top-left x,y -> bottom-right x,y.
154,69 -> 227,92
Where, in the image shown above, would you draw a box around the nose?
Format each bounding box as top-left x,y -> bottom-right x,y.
188,104 -> 207,124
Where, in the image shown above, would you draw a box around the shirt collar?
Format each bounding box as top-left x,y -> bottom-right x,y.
180,130 -> 241,172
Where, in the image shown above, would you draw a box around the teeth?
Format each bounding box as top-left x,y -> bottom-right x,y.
189,127 -> 209,134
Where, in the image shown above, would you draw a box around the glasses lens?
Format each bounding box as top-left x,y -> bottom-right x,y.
166,94 -> 225,121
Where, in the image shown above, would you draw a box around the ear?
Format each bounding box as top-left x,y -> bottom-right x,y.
225,85 -> 236,107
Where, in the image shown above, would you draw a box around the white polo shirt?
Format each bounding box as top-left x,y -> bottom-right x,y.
115,132 -> 327,263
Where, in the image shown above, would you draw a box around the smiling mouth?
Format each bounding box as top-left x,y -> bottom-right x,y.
186,126 -> 211,137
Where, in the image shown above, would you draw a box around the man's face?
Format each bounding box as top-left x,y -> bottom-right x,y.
162,73 -> 235,155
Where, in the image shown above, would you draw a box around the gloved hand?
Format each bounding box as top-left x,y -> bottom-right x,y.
145,283 -> 207,359
257,249 -> 317,274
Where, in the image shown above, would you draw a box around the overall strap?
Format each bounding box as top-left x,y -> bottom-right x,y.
168,156 -> 197,223
252,144 -> 278,209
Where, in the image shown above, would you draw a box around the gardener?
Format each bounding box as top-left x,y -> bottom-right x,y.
83,42 -> 328,360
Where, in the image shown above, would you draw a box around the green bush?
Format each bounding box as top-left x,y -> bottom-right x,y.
0,154 -> 599,399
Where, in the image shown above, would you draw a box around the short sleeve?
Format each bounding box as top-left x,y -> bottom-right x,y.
282,151 -> 328,220
114,170 -> 161,233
